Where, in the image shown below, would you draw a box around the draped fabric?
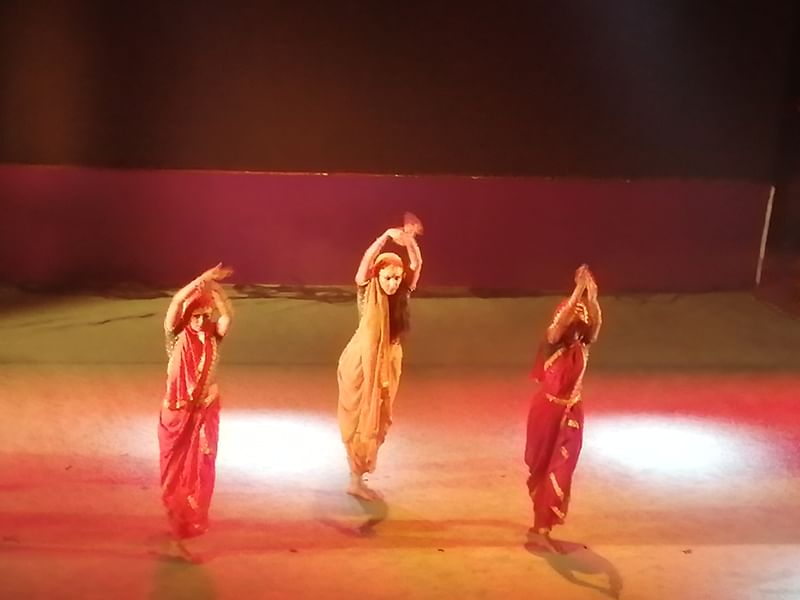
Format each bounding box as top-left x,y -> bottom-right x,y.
337,278 -> 403,476
159,320 -> 221,539
525,333 -> 589,531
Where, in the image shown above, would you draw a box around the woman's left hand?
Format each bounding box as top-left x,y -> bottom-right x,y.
584,269 -> 598,300
403,212 -> 424,237
387,228 -> 416,247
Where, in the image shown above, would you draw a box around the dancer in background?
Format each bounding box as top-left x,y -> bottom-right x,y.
158,263 -> 234,560
337,214 -> 423,500
525,264 -> 601,551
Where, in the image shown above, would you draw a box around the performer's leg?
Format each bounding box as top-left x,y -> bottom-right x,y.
345,439 -> 382,500
524,401 -> 562,504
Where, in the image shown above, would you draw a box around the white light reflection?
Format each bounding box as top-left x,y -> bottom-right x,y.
218,411 -> 343,478
585,416 -> 765,476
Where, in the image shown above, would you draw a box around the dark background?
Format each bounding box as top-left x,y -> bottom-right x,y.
1,1 -> 795,178
1,1 -> 798,286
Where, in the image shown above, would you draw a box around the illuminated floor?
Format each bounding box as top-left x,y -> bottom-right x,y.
0,290 -> 799,599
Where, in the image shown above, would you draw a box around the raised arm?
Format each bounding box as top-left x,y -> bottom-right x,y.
164,263 -> 233,334
210,281 -> 234,338
164,278 -> 204,335
403,233 -> 423,291
546,265 -> 587,344
355,228 -> 403,286
583,268 -> 602,343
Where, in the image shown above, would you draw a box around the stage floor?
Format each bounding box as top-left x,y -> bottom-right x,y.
1,289 -> 799,599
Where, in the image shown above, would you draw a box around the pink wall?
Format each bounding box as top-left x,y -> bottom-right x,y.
0,165 -> 770,292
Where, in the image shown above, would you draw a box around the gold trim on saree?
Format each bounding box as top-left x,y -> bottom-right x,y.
549,472 -> 565,500
546,392 -> 582,408
199,424 -> 210,455
543,347 -> 565,373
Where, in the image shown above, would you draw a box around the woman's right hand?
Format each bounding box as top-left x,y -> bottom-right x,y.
573,264 -> 589,291
200,263 -> 234,283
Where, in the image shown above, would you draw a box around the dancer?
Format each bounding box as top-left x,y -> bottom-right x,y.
337,214 -> 423,500
158,263 -> 234,560
525,264 -> 601,551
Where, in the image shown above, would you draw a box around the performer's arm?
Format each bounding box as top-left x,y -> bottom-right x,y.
163,263 -> 232,334
354,228 -> 403,286
210,281 -> 234,338
546,265 -> 587,344
584,269 -> 602,343
404,234 -> 423,291
164,278 -> 203,335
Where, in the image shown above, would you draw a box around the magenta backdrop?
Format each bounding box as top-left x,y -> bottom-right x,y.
0,165 -> 770,292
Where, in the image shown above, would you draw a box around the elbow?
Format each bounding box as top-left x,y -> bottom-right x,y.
165,319 -> 182,335
355,269 -> 371,286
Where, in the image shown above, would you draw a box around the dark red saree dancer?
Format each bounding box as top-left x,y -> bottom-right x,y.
158,264 -> 233,560
525,265 -> 602,551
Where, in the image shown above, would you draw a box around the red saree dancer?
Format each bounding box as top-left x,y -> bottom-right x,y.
158,264 -> 233,559
525,265 -> 602,551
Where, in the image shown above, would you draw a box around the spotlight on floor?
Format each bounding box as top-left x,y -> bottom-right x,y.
585,416 -> 767,476
218,411 -> 342,477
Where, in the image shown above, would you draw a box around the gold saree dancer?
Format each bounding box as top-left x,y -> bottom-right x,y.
337,218 -> 423,500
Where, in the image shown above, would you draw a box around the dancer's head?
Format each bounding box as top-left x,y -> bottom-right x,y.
184,292 -> 214,332
372,252 -> 411,340
562,299 -> 592,344
374,252 -> 405,296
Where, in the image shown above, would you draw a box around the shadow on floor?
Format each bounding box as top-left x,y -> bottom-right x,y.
525,536 -> 623,598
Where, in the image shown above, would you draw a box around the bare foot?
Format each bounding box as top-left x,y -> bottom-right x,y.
161,539 -> 199,563
526,528 -> 559,553
347,478 -> 382,501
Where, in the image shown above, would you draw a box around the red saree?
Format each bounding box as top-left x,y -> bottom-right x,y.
158,321 -> 221,539
525,338 -> 589,531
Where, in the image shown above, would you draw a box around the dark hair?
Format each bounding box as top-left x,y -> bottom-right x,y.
561,318 -> 593,346
387,278 -> 411,341
536,318 -> 591,366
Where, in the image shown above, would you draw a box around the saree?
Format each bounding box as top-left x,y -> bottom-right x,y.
337,277 -> 403,476
525,336 -> 589,531
158,320 -> 221,539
